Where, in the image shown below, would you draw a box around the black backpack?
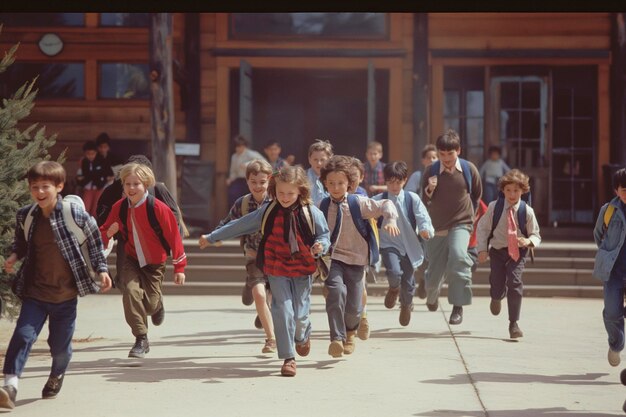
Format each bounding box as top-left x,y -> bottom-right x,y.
119,194 -> 171,255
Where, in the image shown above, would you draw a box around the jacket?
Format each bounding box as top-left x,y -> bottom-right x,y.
593,197 -> 626,281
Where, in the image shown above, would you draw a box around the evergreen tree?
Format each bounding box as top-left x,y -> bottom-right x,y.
0,27 -> 65,318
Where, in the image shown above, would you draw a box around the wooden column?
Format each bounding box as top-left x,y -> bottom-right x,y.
598,62 -> 611,204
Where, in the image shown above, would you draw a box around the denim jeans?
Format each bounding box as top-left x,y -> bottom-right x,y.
268,275 -> 312,359
381,247 -> 416,307
603,269 -> 626,352
3,297 -> 77,377
324,260 -> 365,342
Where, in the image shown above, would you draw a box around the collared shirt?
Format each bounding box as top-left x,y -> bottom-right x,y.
307,167 -> 329,207
373,190 -> 434,268
476,199 -> 541,253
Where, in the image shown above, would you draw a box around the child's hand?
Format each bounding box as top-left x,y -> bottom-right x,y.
419,230 -> 430,240
3,253 -> 18,273
427,175 -> 438,193
198,236 -> 221,249
174,272 -> 186,285
478,251 -> 489,264
107,222 -> 120,238
517,237 -> 531,247
99,272 -> 113,292
311,242 -> 323,256
384,224 -> 401,237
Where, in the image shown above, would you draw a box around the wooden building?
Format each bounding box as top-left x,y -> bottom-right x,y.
0,12 -> 622,227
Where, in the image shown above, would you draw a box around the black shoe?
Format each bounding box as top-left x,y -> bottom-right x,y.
426,300 -> 439,312
254,315 -> 263,329
0,385 -> 16,409
416,278 -> 426,300
128,335 -> 150,358
449,306 -> 463,325
151,302 -> 165,326
241,284 -> 254,306
42,374 -> 64,399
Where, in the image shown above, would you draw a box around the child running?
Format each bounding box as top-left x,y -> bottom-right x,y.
213,159 -> 276,354
199,166 -> 330,377
320,155 -> 399,358
100,163 -> 187,359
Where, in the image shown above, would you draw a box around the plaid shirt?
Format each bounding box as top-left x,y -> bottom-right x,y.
216,193 -> 271,252
11,196 -> 107,298
362,161 -> 386,196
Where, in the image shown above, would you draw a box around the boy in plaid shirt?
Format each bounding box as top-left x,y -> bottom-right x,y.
361,141 -> 387,196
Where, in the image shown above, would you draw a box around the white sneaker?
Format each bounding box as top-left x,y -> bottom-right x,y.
608,348 -> 621,367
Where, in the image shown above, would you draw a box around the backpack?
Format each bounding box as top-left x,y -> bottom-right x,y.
377,191 -> 417,232
119,194 -> 171,256
600,204 -> 617,240
430,158 -> 479,210
23,195 -> 97,280
487,193 -> 534,262
319,194 -> 380,266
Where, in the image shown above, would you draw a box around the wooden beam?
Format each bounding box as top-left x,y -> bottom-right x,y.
598,63 -> 611,204
430,63 -> 444,143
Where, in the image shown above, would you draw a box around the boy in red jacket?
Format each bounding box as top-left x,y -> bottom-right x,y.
100,163 -> 186,358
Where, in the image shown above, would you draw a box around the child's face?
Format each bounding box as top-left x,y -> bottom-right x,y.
275,181 -> 300,208
309,151 -> 329,177
325,171 -> 350,201
503,183 -> 523,205
366,148 -> 382,166
422,151 -> 437,168
247,172 -> 270,200
84,150 -> 98,162
489,151 -> 501,161
386,178 -> 407,196
616,186 -> 626,205
438,149 -> 460,170
235,144 -> 246,155
123,173 -> 147,206
98,143 -> 110,157
29,179 -> 63,212
264,144 -> 281,161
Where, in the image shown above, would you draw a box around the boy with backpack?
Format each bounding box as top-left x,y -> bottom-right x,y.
592,167 -> 626,366
373,161 -> 433,326
0,161 -> 112,409
421,129 -> 482,325
319,155 -> 399,357
100,163 -> 186,359
476,169 -> 541,338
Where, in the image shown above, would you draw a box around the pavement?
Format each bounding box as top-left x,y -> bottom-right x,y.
0,293 -> 624,417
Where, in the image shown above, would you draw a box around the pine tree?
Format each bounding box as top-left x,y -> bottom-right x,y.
0,27 -> 65,318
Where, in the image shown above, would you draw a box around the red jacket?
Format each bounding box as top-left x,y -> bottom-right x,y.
100,196 -> 187,273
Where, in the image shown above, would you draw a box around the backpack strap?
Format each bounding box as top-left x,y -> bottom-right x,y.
241,194 -> 251,216
61,201 -> 86,245
404,191 -> 417,231
604,204 -> 616,230
488,198 -> 529,246
517,200 -> 528,238
376,192 -> 388,229
431,159 -> 476,210
347,194 -> 379,265
319,197 -> 331,220
146,194 -> 171,255
301,204 -> 315,235
260,201 -> 278,236
23,204 -> 37,241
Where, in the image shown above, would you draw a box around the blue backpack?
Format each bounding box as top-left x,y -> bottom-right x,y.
376,191 -> 416,232
320,194 -> 380,266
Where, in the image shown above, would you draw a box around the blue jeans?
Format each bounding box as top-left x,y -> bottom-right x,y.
324,260 -> 365,342
3,297 -> 77,377
381,247 -> 416,307
603,269 -> 626,352
268,275 -> 312,360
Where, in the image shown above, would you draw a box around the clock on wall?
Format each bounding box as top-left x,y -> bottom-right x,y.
38,33 -> 64,57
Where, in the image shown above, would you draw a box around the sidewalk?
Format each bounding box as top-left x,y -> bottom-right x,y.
0,294 -> 623,417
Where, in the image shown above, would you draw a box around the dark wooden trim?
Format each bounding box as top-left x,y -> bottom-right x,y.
431,49 -> 610,59
212,48 -> 406,58
413,13 -> 428,171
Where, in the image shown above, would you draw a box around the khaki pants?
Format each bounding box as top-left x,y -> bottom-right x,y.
118,256 -> 166,337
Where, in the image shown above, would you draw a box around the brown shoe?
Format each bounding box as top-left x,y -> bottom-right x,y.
509,321 -> 524,338
490,299 -> 501,316
399,303 -> 413,326
343,331 -> 357,355
426,299 -> 439,312
357,316 -> 370,340
384,287 -> 400,309
295,338 -> 310,357
328,340 -> 344,358
262,338 -> 276,354
280,359 -> 296,377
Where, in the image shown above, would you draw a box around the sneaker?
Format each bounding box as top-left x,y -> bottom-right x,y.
0,385 -> 16,409
508,321 -> 524,338
609,348 -> 621,367
449,306 -> 463,325
343,331 -> 357,355
254,315 -> 263,329
426,299 -> 439,312
42,374 -> 64,399
490,299 -> 501,316
399,303 -> 413,327
128,335 -> 150,358
241,284 -> 254,306
416,278 -> 426,299
328,340 -> 344,358
357,316 -> 370,340
295,338 -> 310,357
280,358 -> 296,377
262,338 -> 276,354
151,301 -> 165,326
384,287 -> 400,309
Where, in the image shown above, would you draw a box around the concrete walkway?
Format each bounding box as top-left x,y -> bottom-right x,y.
0,294 -> 623,417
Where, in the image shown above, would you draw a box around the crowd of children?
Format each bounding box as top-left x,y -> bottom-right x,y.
7,128 -> 626,408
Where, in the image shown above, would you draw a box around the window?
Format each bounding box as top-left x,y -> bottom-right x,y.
100,13 -> 149,27
0,62 -> 84,99
99,63 -> 150,99
230,13 -> 387,39
0,13 -> 84,27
